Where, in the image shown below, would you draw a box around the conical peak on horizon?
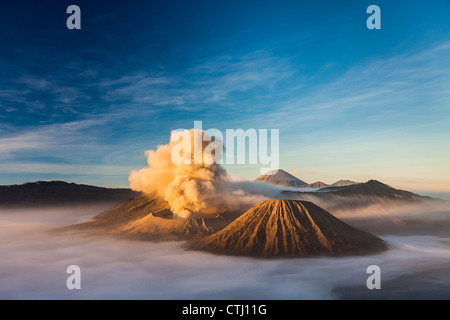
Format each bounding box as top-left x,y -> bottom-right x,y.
330,179 -> 359,187
254,169 -> 359,189
255,169 -> 308,187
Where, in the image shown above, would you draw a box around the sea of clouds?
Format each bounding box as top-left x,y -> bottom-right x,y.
0,204 -> 449,299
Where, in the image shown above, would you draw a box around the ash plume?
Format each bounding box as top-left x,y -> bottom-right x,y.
129,129 -> 269,218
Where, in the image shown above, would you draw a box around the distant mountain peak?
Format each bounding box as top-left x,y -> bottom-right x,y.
323,179 -> 421,201
301,181 -> 328,188
255,169 -> 307,188
330,180 -> 359,187
366,179 -> 388,186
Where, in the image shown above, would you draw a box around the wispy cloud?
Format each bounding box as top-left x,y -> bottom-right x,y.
99,51 -> 296,111
0,118 -> 108,159
0,162 -> 134,176
255,41 -> 450,131
16,76 -> 52,91
1,37 -> 449,188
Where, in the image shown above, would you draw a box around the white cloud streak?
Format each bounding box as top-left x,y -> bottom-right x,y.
0,207 -> 449,299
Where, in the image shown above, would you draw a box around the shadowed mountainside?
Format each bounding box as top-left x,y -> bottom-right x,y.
193,200 -> 387,257
317,180 -> 423,199
0,181 -> 139,207
282,180 -> 436,214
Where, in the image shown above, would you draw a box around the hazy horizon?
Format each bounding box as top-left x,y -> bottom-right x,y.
2,175 -> 449,202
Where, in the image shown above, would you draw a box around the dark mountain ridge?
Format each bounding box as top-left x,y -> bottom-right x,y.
0,180 -> 139,207
285,179 -> 429,201
282,179 -> 437,215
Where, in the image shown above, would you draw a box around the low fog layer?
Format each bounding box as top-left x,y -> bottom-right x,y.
0,204 -> 449,299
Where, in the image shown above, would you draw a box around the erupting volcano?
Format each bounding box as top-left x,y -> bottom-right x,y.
59,129 -> 390,258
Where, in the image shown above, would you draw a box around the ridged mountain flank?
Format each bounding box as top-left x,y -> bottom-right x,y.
61,194 -> 244,241
194,200 -> 387,257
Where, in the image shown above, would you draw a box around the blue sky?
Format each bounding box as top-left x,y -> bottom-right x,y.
0,0 -> 449,194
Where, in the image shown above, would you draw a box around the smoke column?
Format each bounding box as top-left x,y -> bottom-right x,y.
129,129 -> 266,218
